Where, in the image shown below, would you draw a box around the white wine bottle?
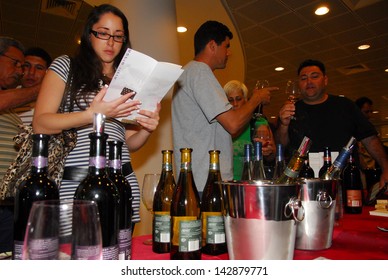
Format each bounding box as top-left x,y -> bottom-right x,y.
319,137 -> 357,222
320,137 -> 357,180
272,144 -> 286,180
241,144 -> 253,180
274,136 -> 312,184
252,141 -> 266,180
170,148 -> 201,260
200,150 -> 227,255
152,150 -> 176,253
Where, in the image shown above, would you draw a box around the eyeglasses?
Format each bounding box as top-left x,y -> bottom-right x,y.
0,53 -> 23,69
90,30 -> 126,43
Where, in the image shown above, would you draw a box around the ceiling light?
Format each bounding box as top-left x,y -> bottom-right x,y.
275,67 -> 284,71
315,6 -> 329,15
358,44 -> 370,50
372,110 -> 379,114
177,26 -> 187,33
385,68 -> 388,72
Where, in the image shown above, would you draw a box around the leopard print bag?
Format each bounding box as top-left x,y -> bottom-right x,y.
0,62 -> 77,200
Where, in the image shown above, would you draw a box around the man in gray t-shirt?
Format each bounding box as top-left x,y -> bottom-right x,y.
172,21 -> 277,191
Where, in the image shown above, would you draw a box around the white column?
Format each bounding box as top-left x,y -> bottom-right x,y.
110,0 -> 180,236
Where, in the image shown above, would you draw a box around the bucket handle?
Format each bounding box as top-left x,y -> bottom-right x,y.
284,197 -> 305,222
316,191 -> 333,209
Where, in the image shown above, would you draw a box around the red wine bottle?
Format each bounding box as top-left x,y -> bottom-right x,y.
74,114 -> 120,260
108,140 -> 132,259
299,155 -> 315,178
13,134 -> 59,260
342,151 -> 363,214
318,147 -> 332,178
200,150 -> 227,255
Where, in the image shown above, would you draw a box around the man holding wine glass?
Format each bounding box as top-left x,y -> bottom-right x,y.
172,21 -> 278,191
275,59 -> 388,190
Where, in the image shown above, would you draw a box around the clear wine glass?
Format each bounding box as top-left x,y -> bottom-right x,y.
141,173 -> 160,245
22,200 -> 102,260
285,80 -> 301,120
254,80 -> 269,118
285,80 -> 301,103
253,124 -> 272,148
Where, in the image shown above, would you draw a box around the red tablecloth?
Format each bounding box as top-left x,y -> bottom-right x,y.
132,206 -> 388,260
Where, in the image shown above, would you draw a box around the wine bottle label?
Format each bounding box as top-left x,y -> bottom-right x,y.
89,156 -> 106,169
154,211 -> 171,243
74,245 -> 103,260
25,237 -> 59,260
333,149 -> 351,169
209,163 -> 218,170
346,190 -> 362,207
118,228 -> 132,260
163,163 -> 173,172
202,212 -> 225,245
102,245 -> 119,260
180,162 -> 191,171
109,159 -> 122,170
13,240 -> 23,260
284,167 -> 298,178
32,156 -> 48,169
171,216 -> 200,252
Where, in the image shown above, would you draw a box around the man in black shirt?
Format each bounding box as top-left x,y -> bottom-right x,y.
275,59 -> 388,188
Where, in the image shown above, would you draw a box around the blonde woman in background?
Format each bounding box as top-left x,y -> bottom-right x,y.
224,80 -> 275,180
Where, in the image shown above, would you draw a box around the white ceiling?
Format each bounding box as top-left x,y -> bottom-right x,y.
1,0 -> 387,137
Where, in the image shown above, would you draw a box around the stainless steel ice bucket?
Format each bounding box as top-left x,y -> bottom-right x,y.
221,180 -> 303,260
295,178 -> 338,250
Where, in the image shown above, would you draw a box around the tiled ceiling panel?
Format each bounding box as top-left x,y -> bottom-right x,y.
223,0 -> 388,129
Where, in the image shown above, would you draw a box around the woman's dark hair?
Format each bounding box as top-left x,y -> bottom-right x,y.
70,4 -> 131,108
194,20 -> 233,56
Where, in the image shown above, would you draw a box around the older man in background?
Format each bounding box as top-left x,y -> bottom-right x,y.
0,36 -> 25,257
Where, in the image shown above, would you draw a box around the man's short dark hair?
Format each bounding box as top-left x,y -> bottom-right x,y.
355,96 -> 373,108
194,20 -> 233,56
297,59 -> 326,76
24,47 -> 52,67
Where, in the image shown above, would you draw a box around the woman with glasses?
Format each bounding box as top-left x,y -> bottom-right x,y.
33,4 -> 160,236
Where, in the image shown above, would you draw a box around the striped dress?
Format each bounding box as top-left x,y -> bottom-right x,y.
49,55 -> 141,224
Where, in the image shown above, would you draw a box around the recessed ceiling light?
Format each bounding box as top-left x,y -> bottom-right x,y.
177,26 -> 187,33
372,110 -> 379,114
315,6 -> 329,15
275,67 -> 284,71
385,68 -> 388,72
358,44 -> 370,50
